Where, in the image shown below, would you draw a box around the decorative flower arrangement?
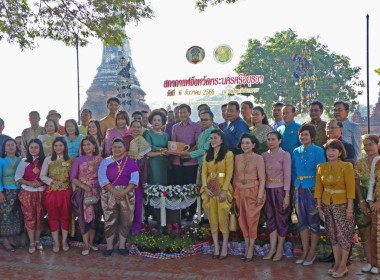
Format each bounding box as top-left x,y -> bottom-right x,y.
128,223 -> 210,254
143,184 -> 200,200
352,231 -> 362,248
285,230 -> 302,245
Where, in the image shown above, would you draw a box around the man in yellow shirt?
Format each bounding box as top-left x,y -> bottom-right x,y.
78,109 -> 92,135
99,98 -> 120,138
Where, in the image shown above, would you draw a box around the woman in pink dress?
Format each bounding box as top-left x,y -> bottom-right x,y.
104,111 -> 130,157
70,136 -> 103,256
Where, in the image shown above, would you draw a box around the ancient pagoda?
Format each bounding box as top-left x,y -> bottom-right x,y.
82,39 -> 150,119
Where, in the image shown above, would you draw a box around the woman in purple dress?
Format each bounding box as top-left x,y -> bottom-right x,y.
104,111 -> 130,157
98,138 -> 139,257
70,136 -> 103,256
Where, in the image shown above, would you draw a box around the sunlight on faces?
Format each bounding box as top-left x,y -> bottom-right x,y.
82,139 -> 95,156
363,139 -> 379,156
5,140 -> 16,155
227,105 -> 239,122
108,101 -> 120,114
210,133 -> 222,149
326,147 -> 341,162
111,141 -> 125,158
252,109 -> 265,125
241,137 -> 255,153
282,106 -> 296,124
267,133 -> 281,150
53,141 -> 65,156
299,130 -> 312,146
179,107 -> 190,123
88,122 -> 98,136
29,142 -> 40,157
241,103 -> 253,120
45,120 -> 56,135
116,116 -> 127,129
65,121 -> 76,135
130,121 -> 142,137
309,104 -> 322,121
152,115 -> 163,130
326,120 -> 342,139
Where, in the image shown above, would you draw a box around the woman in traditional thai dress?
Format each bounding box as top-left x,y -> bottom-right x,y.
201,130 -> 234,260
143,110 -> 169,185
292,124 -> 325,265
123,120 -> 151,235
315,140 -> 355,278
0,138 -> 23,252
251,106 -> 272,155
98,138 -> 139,257
38,119 -> 59,157
63,119 -> 84,158
366,137 -> 380,275
262,131 -> 291,261
354,135 -> 379,273
70,136 -> 103,256
87,120 -> 103,157
40,137 -> 73,253
104,111 -> 130,157
15,139 -> 46,253
233,133 -> 266,262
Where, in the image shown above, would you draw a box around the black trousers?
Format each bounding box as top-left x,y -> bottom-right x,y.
172,165 -> 198,219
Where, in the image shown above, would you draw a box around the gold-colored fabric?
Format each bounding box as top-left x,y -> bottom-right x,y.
266,178 -> 284,183
127,136 -> 151,159
39,133 -> 59,157
297,175 -> 316,180
99,115 -> 116,139
47,157 -> 73,191
101,188 -> 135,238
371,161 -> 380,268
315,160 -> 355,205
354,158 -> 370,187
201,151 -> 234,233
208,172 -> 225,178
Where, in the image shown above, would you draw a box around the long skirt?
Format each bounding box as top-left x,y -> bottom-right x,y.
132,158 -> 148,235
0,189 -> 23,237
264,187 -> 290,237
323,203 -> 355,251
354,185 -> 372,243
294,186 -> 320,235
202,188 -> 232,234
371,183 -> 380,268
71,187 -> 102,235
18,189 -> 45,231
101,188 -> 135,238
44,187 -> 72,232
234,186 -> 266,239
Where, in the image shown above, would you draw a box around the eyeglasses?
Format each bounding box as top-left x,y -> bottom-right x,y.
200,118 -> 211,122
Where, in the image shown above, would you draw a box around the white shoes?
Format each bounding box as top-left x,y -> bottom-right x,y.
81,248 -> 90,256
295,259 -> 305,264
303,256 -> 316,266
371,267 -> 379,274
89,244 -> 99,251
362,263 -> 372,272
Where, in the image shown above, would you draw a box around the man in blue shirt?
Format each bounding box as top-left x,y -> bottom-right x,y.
270,102 -> 285,130
277,104 -> 302,154
224,101 -> 250,154
0,118 -> 11,155
333,101 -> 362,161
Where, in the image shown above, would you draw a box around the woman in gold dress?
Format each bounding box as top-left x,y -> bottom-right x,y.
38,119 -> 59,157
201,130 -> 234,260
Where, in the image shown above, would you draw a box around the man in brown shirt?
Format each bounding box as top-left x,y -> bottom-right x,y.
99,97 -> 120,138
303,101 -> 328,147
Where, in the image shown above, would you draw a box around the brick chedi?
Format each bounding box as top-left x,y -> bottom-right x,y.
82,39 -> 150,119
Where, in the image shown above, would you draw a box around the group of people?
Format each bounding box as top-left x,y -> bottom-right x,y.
0,97 -> 380,278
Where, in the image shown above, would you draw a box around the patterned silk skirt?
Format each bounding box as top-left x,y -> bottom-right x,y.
0,189 -> 23,237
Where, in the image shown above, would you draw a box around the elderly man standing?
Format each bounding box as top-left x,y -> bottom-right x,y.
224,101 -> 250,154
303,101 -> 328,147
46,110 -> 65,135
325,119 -> 355,162
277,104 -> 302,155
78,109 -> 92,135
20,111 -> 45,157
333,101 -> 362,161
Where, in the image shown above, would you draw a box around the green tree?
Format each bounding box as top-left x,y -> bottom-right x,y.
376,68 -> 380,86
195,0 -> 238,12
0,0 -> 153,49
234,29 -> 364,116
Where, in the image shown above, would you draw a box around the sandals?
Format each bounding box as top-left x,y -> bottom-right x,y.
332,268 -> 348,278
29,243 -> 36,254
36,241 -> 43,251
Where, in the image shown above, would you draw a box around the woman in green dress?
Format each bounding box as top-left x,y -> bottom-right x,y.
251,106 -> 271,155
355,135 -> 379,273
143,109 -> 169,185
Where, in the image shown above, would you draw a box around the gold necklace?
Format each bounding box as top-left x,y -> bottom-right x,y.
8,157 -> 17,168
32,158 -> 40,174
112,156 -> 124,172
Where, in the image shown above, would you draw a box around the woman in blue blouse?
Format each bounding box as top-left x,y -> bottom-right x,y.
63,119 -> 84,158
292,124 -> 326,266
0,138 -> 23,251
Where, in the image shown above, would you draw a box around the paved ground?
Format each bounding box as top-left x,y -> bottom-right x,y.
0,245 -> 378,280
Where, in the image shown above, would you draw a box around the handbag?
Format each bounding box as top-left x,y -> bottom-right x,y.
207,179 -> 220,197
229,200 -> 240,232
291,208 -> 298,224
84,195 -> 99,205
